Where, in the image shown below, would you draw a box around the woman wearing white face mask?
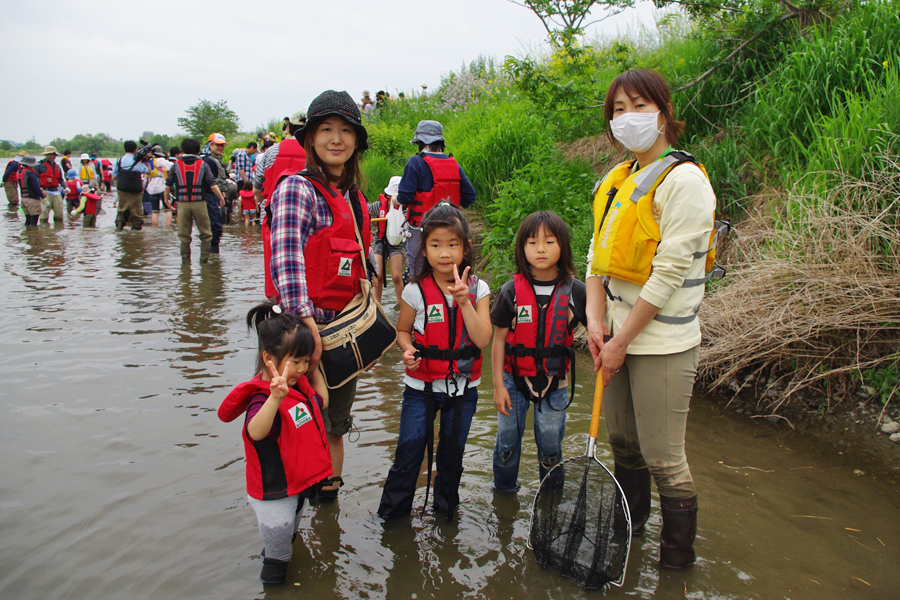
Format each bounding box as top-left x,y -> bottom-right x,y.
585,69 -> 717,570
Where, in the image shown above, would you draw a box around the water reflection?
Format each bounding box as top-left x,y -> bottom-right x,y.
0,207 -> 898,600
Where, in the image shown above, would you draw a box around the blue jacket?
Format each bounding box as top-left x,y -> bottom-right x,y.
2,161 -> 19,183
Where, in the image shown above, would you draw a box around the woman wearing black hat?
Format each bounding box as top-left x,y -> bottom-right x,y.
268,90 -> 371,509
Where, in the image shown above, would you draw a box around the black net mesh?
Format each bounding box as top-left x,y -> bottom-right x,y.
529,455 -> 630,590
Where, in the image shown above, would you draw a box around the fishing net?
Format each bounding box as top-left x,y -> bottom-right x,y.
529,455 -> 631,589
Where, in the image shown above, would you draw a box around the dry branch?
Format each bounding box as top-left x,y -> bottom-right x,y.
699,159 -> 900,412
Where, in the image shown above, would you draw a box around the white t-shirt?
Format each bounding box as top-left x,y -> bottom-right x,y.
145,158 -> 173,195
401,278 -> 490,395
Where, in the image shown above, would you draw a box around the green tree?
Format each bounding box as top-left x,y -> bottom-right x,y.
177,99 -> 240,139
509,0 -> 635,48
0,141 -> 11,151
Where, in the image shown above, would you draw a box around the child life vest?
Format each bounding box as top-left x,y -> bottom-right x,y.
375,194 -> 390,239
262,137 -> 306,200
171,157 -> 206,202
82,192 -> 100,215
504,274 -> 574,379
407,274 -> 482,384
102,166 -> 112,182
406,154 -> 461,227
65,180 -> 81,200
218,375 -> 332,501
38,160 -> 62,189
268,172 -> 371,311
590,150 -> 727,289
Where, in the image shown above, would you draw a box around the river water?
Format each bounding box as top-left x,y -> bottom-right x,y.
0,189 -> 898,599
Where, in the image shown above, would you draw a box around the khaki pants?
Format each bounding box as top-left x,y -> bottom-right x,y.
603,346 -> 700,498
40,194 -> 64,222
115,190 -> 144,229
21,196 -> 42,216
83,213 -> 97,227
4,180 -> 19,206
177,201 -> 212,262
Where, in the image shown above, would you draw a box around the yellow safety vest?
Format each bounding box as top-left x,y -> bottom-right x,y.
590,151 -> 727,288
79,164 -> 95,181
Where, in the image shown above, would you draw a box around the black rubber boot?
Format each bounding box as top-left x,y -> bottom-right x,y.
260,557 -> 288,584
615,464 -> 652,536
658,494 -> 698,569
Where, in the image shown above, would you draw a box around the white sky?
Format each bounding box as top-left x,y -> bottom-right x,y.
0,0 -> 659,144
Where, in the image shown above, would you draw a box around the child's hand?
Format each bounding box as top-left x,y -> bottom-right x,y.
265,358 -> 290,404
448,265 -> 471,307
494,385 -> 513,416
402,347 -> 421,372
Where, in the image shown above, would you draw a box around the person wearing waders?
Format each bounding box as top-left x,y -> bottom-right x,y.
396,120 -> 476,280
113,141 -> 149,231
18,156 -> 44,226
165,137 -> 224,264
203,133 -> 235,253
3,151 -> 26,208
35,146 -> 66,223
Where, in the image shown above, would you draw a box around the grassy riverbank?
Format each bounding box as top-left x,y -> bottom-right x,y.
360,0 -> 900,419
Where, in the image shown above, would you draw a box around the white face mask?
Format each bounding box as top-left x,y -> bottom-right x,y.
609,111 -> 663,153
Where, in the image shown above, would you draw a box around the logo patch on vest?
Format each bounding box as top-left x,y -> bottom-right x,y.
427,304 -> 445,323
291,404 -> 312,428
516,305 -> 533,324
338,257 -> 352,277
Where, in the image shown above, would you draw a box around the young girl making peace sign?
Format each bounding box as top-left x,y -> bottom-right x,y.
378,203 -> 491,521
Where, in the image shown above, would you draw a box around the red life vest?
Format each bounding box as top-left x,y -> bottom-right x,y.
65,180 -> 80,200
82,192 -> 100,215
376,194 -> 390,238
38,160 -> 62,189
407,155 -> 461,227
172,157 -> 205,202
218,375 -> 332,501
268,173 -> 371,311
504,274 -> 575,378
407,275 -> 482,384
102,166 -> 112,182
262,138 -> 306,200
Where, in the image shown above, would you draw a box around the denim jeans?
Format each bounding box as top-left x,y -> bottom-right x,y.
377,385 -> 478,518
492,371 -> 567,492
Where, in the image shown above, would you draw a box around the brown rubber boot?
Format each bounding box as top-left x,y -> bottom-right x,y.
658,494 -> 698,569
614,464 -> 652,537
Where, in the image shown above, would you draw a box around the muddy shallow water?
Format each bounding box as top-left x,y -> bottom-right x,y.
0,200 -> 898,599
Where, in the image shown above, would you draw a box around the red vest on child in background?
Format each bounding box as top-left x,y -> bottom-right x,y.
218,375 -> 332,501
376,194 -> 391,238
406,275 -> 482,383
406,155 -> 461,227
65,180 -> 80,200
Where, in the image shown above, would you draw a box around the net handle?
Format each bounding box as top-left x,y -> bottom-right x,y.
589,373 -> 604,439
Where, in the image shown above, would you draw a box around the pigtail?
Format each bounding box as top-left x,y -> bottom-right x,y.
246,303 -> 313,377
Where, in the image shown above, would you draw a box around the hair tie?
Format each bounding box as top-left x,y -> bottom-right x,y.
272,304 -> 282,314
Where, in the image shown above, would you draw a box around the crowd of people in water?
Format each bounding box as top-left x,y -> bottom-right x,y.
6,71 -> 719,587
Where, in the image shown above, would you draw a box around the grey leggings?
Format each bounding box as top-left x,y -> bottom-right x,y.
248,494 -> 305,562
602,346 -> 700,498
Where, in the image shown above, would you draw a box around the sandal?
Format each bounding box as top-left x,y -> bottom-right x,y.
318,476 -> 344,500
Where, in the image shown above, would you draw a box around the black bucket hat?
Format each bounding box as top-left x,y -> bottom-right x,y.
296,90 -> 368,151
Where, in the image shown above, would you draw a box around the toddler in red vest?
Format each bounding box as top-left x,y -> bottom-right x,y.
218,303 -> 331,585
